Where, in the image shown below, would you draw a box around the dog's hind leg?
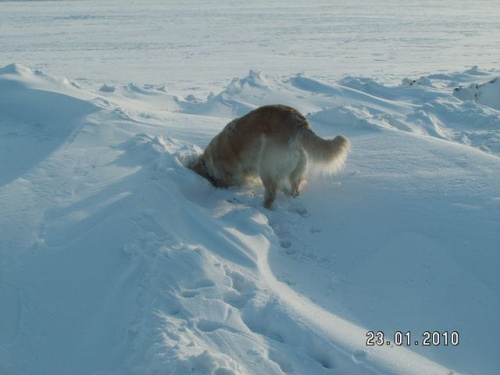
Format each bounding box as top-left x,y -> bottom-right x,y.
262,175 -> 278,208
257,138 -> 278,208
289,148 -> 307,197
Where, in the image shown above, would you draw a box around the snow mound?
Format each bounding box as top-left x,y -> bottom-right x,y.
453,77 -> 500,110
0,64 -> 97,124
289,74 -> 341,95
0,64 -> 99,186
178,70 -> 271,118
308,106 -> 383,133
402,76 -> 433,87
125,83 -> 165,96
0,62 -> 34,76
99,83 -> 115,93
227,70 -> 269,92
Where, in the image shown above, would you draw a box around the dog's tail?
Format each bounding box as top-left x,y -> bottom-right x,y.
299,128 -> 350,174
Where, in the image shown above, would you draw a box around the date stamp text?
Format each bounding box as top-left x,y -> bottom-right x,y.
366,331 -> 460,347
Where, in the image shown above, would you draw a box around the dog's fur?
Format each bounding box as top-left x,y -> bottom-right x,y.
189,105 -> 350,208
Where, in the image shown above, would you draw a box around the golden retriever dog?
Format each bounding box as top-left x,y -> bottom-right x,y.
189,105 -> 350,208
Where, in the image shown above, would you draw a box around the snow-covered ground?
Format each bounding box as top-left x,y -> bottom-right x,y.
1,2 -> 499,375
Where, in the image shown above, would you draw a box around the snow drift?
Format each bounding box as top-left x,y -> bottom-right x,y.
453,76 -> 500,111
1,64 -> 499,375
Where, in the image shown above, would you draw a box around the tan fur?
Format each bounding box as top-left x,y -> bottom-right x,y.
190,105 -> 350,208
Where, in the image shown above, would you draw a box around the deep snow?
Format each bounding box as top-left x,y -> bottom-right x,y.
1,1 -> 500,374
1,63 -> 499,375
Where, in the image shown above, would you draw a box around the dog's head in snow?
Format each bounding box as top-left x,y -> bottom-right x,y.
189,155 -> 220,187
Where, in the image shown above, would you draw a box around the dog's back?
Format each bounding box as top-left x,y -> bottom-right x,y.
190,105 -> 350,208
